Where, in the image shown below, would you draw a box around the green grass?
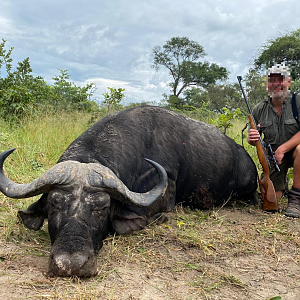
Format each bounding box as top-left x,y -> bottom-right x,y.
1,111 -> 91,173
1,109 -> 299,299
0,110 -> 265,250
0,111 -> 93,249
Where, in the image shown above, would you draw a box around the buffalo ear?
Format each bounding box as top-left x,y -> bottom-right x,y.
18,209 -> 45,231
17,194 -> 47,231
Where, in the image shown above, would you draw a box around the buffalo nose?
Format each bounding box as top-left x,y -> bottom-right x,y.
49,252 -> 96,277
55,253 -> 88,272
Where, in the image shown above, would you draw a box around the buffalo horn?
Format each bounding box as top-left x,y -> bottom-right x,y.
90,158 -> 168,207
0,149 -> 79,198
0,149 -> 168,207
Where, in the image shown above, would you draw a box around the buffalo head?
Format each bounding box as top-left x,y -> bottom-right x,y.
0,149 -> 168,277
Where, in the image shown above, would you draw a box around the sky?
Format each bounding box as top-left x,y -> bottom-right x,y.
1,0 -> 300,105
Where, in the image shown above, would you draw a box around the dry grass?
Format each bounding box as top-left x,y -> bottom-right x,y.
1,112 -> 300,299
1,197 -> 300,299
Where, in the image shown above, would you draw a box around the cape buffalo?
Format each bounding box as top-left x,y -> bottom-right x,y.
0,106 -> 257,277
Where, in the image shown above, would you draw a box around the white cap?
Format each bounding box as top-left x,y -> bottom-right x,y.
267,64 -> 291,77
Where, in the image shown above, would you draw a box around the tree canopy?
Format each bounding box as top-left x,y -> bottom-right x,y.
181,83 -> 243,114
254,29 -> 300,80
152,37 -> 228,100
243,69 -> 268,107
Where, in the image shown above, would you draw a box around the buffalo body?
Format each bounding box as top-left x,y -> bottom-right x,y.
0,106 -> 257,277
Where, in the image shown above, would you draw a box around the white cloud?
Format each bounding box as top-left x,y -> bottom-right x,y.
0,17 -> 10,33
1,0 -> 300,103
81,77 -> 161,105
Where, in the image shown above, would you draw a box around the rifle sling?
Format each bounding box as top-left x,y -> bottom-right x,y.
292,92 -> 299,127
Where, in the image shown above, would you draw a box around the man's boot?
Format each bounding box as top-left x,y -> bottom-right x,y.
285,186 -> 300,218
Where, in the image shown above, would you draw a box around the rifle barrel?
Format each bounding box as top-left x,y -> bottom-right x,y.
237,75 -> 280,172
237,76 -> 253,117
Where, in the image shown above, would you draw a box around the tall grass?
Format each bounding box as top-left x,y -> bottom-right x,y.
226,117 -> 259,164
0,111 -> 92,181
0,109 -> 261,226
1,108 -> 296,299
0,111 -> 95,246
227,118 -> 267,191
0,109 -> 260,188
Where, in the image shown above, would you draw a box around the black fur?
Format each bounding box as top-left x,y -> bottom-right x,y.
18,106 -> 257,277
59,106 -> 257,206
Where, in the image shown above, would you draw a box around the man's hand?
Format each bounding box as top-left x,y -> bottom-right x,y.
247,126 -> 261,146
275,146 -> 285,165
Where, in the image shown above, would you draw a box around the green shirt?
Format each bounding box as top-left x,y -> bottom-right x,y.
252,93 -> 300,150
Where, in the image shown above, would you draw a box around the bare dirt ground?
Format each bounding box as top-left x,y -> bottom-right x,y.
1,201 -> 300,300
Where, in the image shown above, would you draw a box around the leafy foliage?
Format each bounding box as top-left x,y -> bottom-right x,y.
243,69 -> 268,108
51,69 -> 97,112
170,82 -> 243,114
152,37 -> 228,103
254,29 -> 300,80
209,107 -> 242,135
0,40 -> 47,118
291,79 -> 300,92
0,39 -> 97,121
102,87 -> 125,111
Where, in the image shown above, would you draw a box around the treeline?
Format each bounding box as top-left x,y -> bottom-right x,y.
164,70 -> 268,115
0,39 -> 97,121
154,31 -> 300,115
2,28 -> 300,123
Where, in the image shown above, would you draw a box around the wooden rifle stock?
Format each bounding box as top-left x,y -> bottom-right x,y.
248,114 -> 278,211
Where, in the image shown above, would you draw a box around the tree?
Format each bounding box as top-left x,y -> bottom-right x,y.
0,38 -> 13,77
181,83 -> 242,114
182,87 -> 208,109
52,69 -> 96,111
243,69 -> 268,108
102,87 -> 125,111
0,39 -> 97,120
254,29 -> 300,80
209,107 -> 242,135
205,83 -> 242,113
0,39 -> 50,119
152,37 -> 228,101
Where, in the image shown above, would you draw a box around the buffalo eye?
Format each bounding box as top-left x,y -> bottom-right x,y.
87,193 -> 111,212
47,191 -> 68,211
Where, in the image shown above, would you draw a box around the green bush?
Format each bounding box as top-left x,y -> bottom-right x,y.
0,39 -> 98,122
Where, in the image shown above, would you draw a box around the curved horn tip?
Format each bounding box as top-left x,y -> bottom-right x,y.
144,158 -> 167,178
144,158 -> 153,164
144,158 -> 159,165
0,148 -> 16,163
144,158 -> 165,168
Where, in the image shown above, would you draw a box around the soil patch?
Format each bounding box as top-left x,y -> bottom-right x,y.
1,206 -> 300,299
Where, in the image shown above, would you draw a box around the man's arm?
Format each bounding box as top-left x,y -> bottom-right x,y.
275,131 -> 300,164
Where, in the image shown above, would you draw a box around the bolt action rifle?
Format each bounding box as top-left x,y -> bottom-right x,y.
237,76 -> 279,211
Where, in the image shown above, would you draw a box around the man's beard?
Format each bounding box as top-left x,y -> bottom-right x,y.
270,89 -> 289,100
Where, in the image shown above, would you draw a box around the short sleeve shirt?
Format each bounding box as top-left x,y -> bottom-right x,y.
252,93 -> 300,151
